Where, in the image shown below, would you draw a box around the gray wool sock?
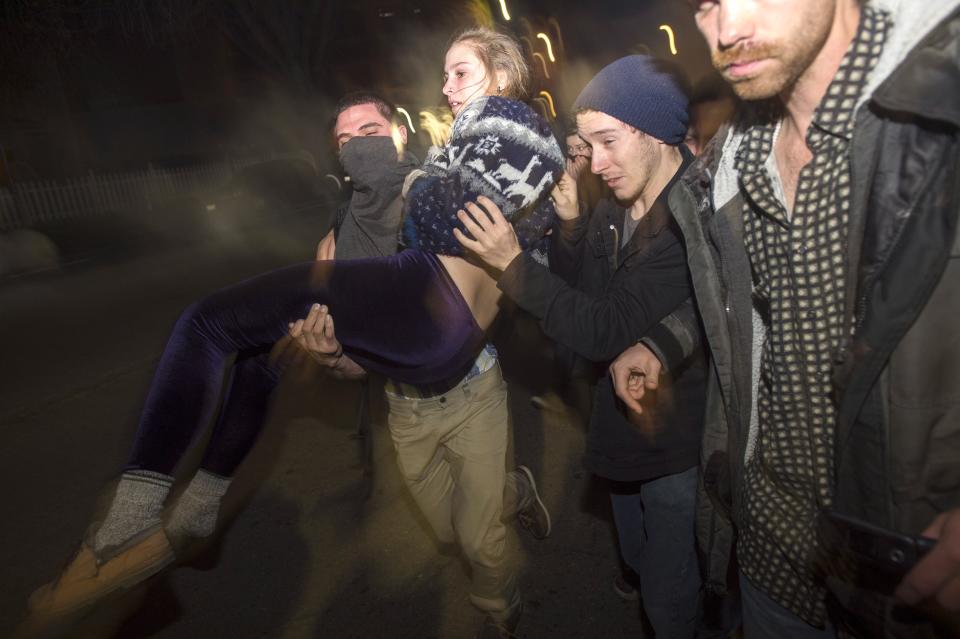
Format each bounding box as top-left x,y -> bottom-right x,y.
93,470 -> 173,555
165,469 -> 232,541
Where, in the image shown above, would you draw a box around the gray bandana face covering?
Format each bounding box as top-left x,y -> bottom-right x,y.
336,136 -> 419,256
338,136 -> 416,193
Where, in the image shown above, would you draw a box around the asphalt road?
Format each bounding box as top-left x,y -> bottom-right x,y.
0,214 -> 647,638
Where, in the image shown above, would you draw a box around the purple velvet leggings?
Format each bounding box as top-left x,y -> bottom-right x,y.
126,250 -> 485,476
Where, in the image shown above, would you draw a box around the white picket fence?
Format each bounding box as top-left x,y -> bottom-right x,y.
0,151 -> 317,232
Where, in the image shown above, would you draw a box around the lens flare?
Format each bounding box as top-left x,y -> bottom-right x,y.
466,0 -> 494,27
395,107 -> 416,133
419,109 -> 454,147
532,53 -> 550,79
536,33 -> 555,62
659,24 -> 678,55
538,90 -> 557,118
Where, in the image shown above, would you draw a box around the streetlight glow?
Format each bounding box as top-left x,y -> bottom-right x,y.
498,0 -> 511,21
538,90 -> 557,118
659,24 -> 678,55
536,33 -> 555,62
396,107 -> 416,133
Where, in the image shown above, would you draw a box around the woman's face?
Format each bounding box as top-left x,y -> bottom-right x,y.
442,41 -> 498,116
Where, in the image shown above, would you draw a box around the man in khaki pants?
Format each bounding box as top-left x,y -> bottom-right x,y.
291,300 -> 549,637
384,349 -> 533,613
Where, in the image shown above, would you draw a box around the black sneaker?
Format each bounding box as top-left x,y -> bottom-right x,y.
476,603 -> 522,639
516,466 -> 551,539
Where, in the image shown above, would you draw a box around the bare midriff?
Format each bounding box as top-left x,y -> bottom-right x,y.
437,255 -> 503,332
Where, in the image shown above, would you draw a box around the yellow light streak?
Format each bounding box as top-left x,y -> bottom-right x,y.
536,33 -> 555,62
531,97 -> 549,120
538,90 -> 557,118
467,0 -> 494,27
498,0 -> 511,21
395,107 -> 416,133
659,24 -> 678,55
532,53 -> 550,79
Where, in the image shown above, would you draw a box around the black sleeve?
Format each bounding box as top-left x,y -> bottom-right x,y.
547,216 -> 589,287
639,297 -> 702,372
498,230 -> 692,363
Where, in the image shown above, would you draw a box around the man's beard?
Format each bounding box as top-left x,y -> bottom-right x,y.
711,15 -> 832,101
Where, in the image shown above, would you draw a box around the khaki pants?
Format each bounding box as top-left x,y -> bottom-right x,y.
386,363 -> 527,619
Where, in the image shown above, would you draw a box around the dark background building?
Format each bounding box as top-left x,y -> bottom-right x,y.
0,0 -> 717,186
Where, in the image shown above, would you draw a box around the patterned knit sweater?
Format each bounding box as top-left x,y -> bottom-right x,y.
402,96 -> 564,256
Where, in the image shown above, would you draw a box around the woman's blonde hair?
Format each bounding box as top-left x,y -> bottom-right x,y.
449,27 -> 530,100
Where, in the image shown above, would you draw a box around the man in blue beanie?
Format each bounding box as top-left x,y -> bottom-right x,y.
455,54 -> 708,639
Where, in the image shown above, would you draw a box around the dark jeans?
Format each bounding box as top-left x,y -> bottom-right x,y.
610,465 -> 701,639
740,571 -> 836,639
125,251 -> 484,476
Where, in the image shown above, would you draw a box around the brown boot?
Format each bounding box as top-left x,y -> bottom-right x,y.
28,526 -> 174,617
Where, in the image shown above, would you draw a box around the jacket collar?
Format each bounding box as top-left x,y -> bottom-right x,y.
868,5 -> 960,127
617,145 -> 695,258
860,0 -> 960,114
678,126 -> 729,215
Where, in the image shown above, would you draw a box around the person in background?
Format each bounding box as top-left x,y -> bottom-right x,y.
563,120 -> 606,217
682,90 -> 735,157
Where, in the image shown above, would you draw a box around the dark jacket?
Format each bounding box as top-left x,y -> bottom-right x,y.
498,150 -> 707,482
653,5 -> 960,636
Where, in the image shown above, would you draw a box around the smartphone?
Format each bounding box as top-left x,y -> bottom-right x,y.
816,508 -> 936,595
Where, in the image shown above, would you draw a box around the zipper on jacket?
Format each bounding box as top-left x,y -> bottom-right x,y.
609,223 -> 620,268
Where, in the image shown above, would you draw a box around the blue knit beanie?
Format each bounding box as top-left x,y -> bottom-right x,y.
573,55 -> 689,145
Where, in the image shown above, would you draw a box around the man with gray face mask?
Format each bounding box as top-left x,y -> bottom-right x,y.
318,92 -> 419,261
315,93 -> 419,501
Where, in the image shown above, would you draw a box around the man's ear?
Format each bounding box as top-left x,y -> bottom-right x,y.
391,124 -> 408,160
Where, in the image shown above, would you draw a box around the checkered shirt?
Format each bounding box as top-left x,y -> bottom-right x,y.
734,7 -> 890,625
